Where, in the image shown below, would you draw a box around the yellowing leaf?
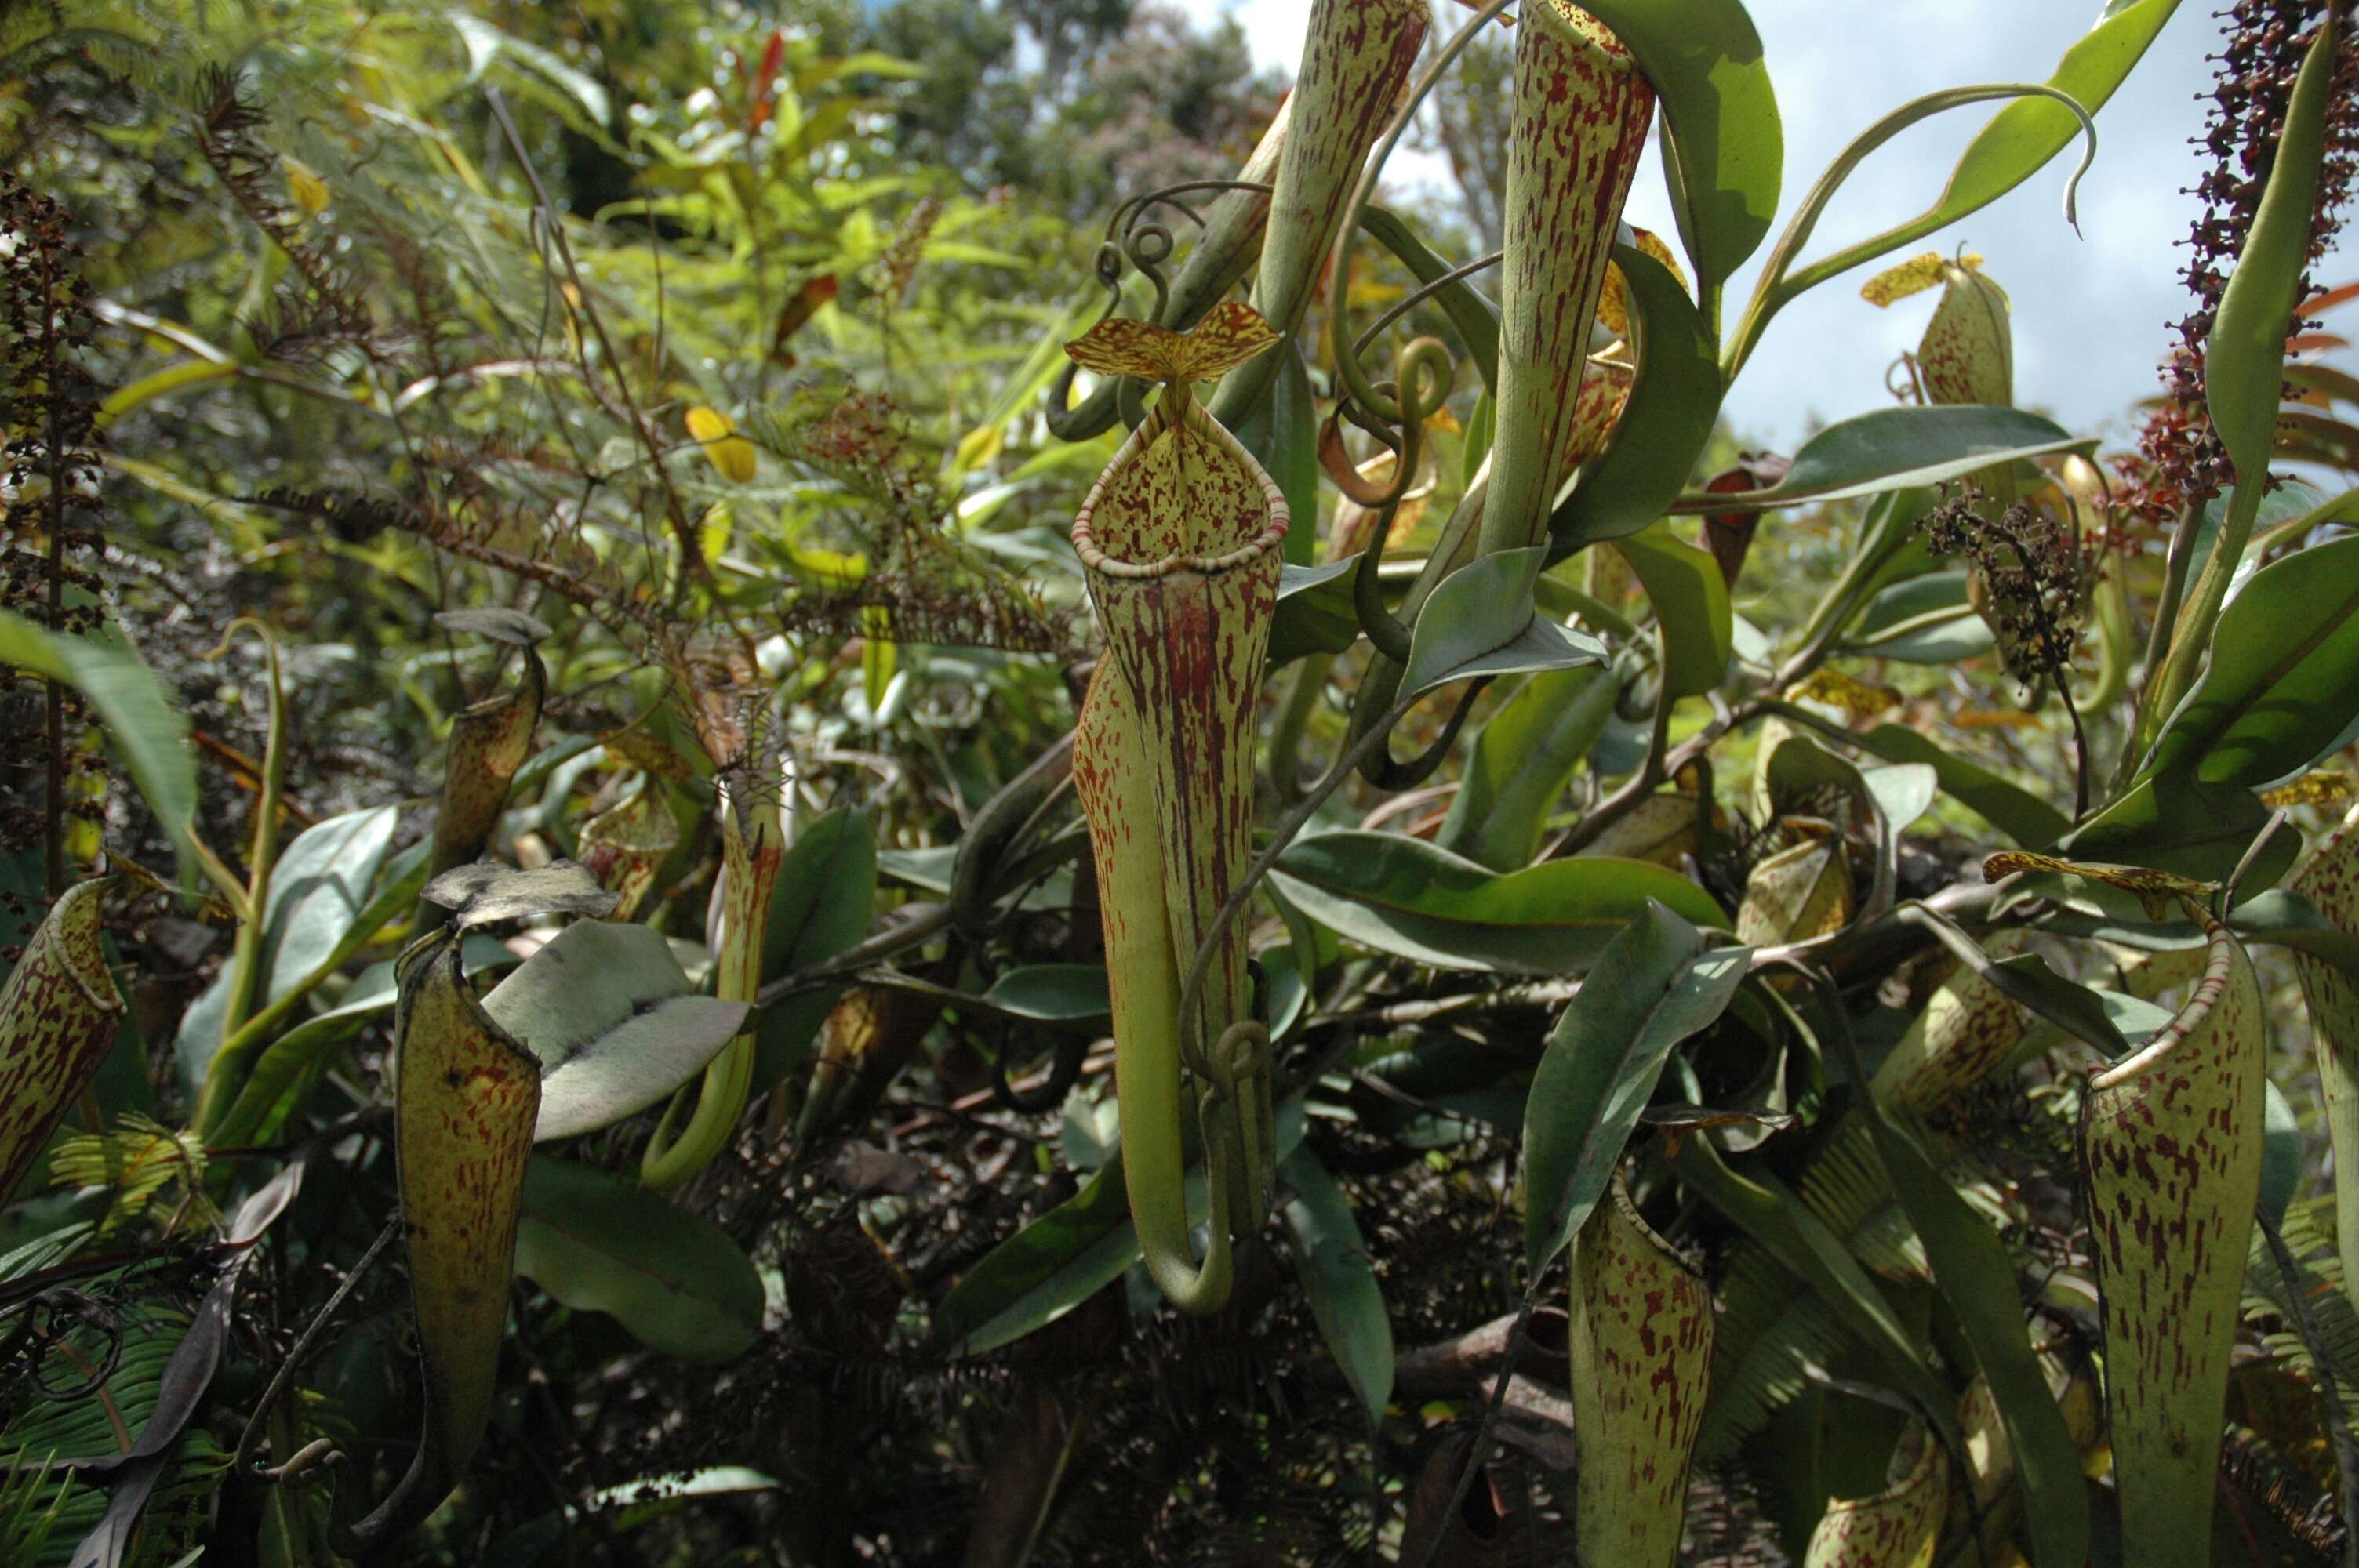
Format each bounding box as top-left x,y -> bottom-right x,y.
1860,249 -> 1984,307
686,406 -> 758,483
2263,769 -> 2354,809
285,158 -> 330,216
782,543 -> 867,584
700,503 -> 735,564
954,422 -> 1005,471
1793,666 -> 1903,722
1063,300 -> 1278,386
49,1114 -> 216,1236
1597,226 -> 1688,338
1983,849 -> 2208,920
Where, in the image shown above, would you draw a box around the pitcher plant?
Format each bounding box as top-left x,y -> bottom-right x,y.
1067,303 -> 1288,1312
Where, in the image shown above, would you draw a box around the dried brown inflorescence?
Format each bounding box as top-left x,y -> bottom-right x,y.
0,174 -> 111,882
1917,489 -> 2096,687
2139,0 -> 2358,507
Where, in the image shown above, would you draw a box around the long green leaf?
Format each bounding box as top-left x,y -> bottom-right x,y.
1550,242 -> 1724,553
514,1156 -> 765,1363
0,610 -> 195,876
1616,521 -> 1732,699
1523,905 -> 1748,1275
1268,558 -> 1361,667
210,934 -> 511,1148
2141,12 -> 2339,734
935,1160 -> 1140,1356
1439,666 -> 1619,870
1826,1007 -> 2088,1568
1771,0 -> 2175,306
1674,1135 -> 1959,1445
1808,718 -> 2066,848
1685,405 -> 2090,512
1269,344 -> 1321,567
176,804 -> 400,1097
2204,12 -> 2335,485
1397,545 -> 1607,701
2140,535 -> 2359,789
1573,0 -> 1782,312
936,1105 -> 1310,1356
1278,1150 -> 1393,1424
2062,773 -> 2294,885
480,921 -> 750,1142
752,808 -> 877,1092
1270,830 -> 1727,975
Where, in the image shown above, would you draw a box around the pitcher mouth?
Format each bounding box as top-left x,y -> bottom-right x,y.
1070,394 -> 1289,581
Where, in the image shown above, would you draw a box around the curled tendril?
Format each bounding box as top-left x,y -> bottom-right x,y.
1105,180 -> 1275,323
1126,224 -> 1179,321
1049,180 -> 1281,441
1323,0 -> 1510,426
1103,179 -> 1271,246
1343,336 -> 1457,659
1354,250 -> 1506,356
989,1020 -> 1089,1113
1362,677 -> 1491,791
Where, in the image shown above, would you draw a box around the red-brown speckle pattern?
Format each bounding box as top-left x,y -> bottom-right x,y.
1484,3 -> 1656,555
0,879 -> 124,1203
1802,1433 -> 1946,1568
716,795 -> 784,1012
1248,0 -> 1429,343
430,673 -> 540,874
1065,302 -> 1281,387
1072,394 -> 1287,1236
1917,265 -> 2012,408
1870,931 -> 2028,1114
578,786 -> 678,923
394,940 -> 541,1487
1568,1174 -> 1710,1568
2081,919 -> 2262,1566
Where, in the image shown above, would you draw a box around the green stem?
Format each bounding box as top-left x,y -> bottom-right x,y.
2118,498 -> 2202,787
1787,489 -> 1916,663
216,619 -> 289,1045
642,788 -> 780,1189
2143,479 -> 2263,755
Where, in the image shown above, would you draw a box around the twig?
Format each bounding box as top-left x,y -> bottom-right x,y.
752,903 -> 957,1007
1413,1288 -> 1540,1568
481,89 -> 719,615
234,1216 -> 401,1475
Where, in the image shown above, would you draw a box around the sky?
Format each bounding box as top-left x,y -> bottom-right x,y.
1183,0 -> 2356,452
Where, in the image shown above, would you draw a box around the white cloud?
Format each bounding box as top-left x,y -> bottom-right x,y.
1187,0 -> 2356,450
